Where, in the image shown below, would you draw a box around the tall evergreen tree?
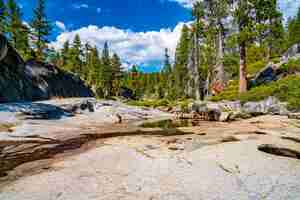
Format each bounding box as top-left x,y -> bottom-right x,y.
60,40 -> 70,68
7,0 -> 23,48
233,0 -> 256,93
111,53 -> 123,96
287,7 -> 300,46
30,0 -> 52,60
71,34 -> 83,75
88,46 -> 101,89
255,0 -> 285,58
203,0 -> 230,89
6,0 -> 30,57
101,42 -> 113,98
162,48 -> 172,74
0,0 -> 7,34
174,24 -> 191,97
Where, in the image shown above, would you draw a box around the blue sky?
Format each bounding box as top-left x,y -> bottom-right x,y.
17,0 -> 300,72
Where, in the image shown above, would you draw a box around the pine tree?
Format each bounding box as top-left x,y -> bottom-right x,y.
111,53 -> 123,96
101,42 -> 113,98
174,24 -> 191,97
288,7 -> 300,46
6,0 -> 30,57
0,0 -> 7,34
88,46 -> 102,89
255,0 -> 285,58
30,0 -> 52,60
60,40 -> 70,68
232,0 -> 286,93
162,48 -> 172,74
69,34 -> 83,74
160,48 -> 172,98
7,0 -> 23,48
233,0 -> 256,93
203,0 -> 229,89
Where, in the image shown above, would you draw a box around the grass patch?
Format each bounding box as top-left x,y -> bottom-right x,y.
0,123 -> 18,132
248,61 -> 267,76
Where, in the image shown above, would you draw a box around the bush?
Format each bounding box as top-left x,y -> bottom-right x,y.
247,61 -> 267,75
211,75 -> 300,110
281,58 -> 300,74
211,80 -> 239,102
224,54 -> 240,78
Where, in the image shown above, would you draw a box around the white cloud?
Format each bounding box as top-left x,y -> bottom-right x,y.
72,4 -> 89,9
55,21 -> 67,31
50,22 -> 189,70
278,0 -> 300,20
96,7 -> 102,13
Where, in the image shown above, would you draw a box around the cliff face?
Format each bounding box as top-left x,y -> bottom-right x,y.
0,35 -> 94,103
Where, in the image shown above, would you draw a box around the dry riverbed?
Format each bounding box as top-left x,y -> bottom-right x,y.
0,98 -> 300,200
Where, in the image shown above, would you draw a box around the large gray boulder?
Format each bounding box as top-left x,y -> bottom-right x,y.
282,43 -> 300,61
242,97 -> 289,116
0,34 -> 8,61
0,34 -> 94,103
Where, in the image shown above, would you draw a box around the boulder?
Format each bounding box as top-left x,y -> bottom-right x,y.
188,101 -> 208,113
0,34 -> 94,103
242,97 -> 289,116
0,34 -> 8,61
248,63 -> 278,88
119,87 -> 134,99
282,43 -> 300,61
62,99 -> 96,114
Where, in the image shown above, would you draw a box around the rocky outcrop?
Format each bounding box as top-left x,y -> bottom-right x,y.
185,97 -> 290,122
0,34 -> 94,103
242,97 -> 289,116
282,43 -> 300,61
24,60 -> 94,100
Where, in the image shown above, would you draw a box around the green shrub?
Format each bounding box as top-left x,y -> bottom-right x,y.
211,80 -> 239,102
211,75 -> 300,110
224,54 -> 239,78
247,61 -> 267,75
281,58 -> 300,74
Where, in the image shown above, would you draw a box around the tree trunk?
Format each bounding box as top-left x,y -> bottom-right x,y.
239,41 -> 247,93
215,28 -> 225,84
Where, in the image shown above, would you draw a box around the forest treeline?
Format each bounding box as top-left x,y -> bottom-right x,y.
0,0 -> 300,100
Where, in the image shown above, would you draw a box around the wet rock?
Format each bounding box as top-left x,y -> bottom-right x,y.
258,144 -> 300,159
119,87 -> 134,99
207,109 -> 221,121
16,103 -> 73,120
63,99 -> 96,114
